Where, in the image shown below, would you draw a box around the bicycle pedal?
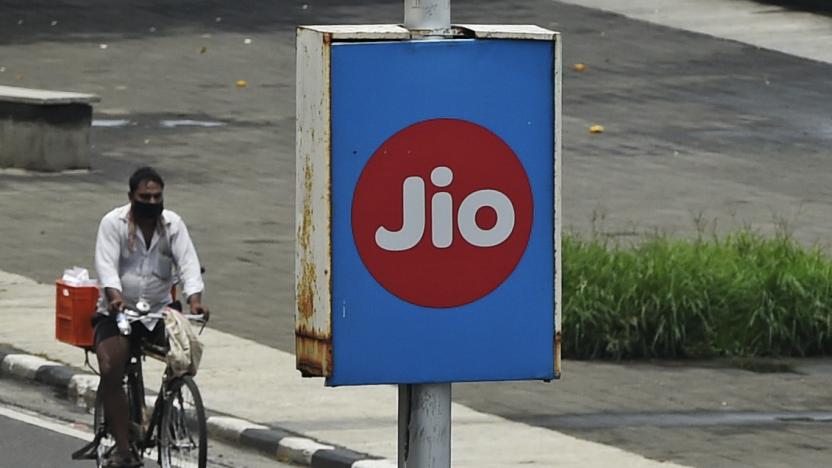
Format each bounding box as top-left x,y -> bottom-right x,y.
70,430 -> 105,460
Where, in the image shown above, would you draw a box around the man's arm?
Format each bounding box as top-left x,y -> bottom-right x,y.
95,216 -> 124,314
105,288 -> 125,314
169,218 -> 209,319
186,292 -> 209,319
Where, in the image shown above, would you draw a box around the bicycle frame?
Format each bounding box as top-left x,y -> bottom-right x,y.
81,306 -> 208,466
127,343 -> 183,461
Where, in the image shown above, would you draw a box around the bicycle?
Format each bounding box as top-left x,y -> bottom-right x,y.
73,306 -> 208,468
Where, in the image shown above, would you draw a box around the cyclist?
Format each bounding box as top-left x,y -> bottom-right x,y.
93,166 -> 209,467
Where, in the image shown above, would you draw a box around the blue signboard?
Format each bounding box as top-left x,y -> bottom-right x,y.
328,38 -> 555,386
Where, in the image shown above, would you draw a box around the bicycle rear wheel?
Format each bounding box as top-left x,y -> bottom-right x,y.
159,375 -> 207,468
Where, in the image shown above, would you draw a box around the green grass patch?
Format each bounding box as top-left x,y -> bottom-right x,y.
562,231 -> 832,360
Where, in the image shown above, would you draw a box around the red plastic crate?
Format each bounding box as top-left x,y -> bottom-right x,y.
55,280 -> 99,348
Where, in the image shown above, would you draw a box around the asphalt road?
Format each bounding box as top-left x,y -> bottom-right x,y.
0,376 -> 295,468
0,409 -> 88,468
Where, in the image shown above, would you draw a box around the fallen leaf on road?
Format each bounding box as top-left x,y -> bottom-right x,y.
589,124 -> 605,134
235,80 -> 248,88
15,73 -> 24,81
200,46 -> 208,54
574,63 -> 587,72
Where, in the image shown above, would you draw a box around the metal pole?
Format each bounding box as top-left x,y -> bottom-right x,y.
399,2 -> 452,467
398,383 -> 451,468
404,0 -> 451,32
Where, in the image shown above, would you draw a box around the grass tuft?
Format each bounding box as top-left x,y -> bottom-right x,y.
562,230 -> 832,360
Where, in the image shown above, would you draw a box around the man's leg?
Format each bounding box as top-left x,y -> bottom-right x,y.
96,334 -> 132,456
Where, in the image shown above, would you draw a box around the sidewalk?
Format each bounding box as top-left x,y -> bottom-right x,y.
0,269 -> 686,468
556,0 -> 832,64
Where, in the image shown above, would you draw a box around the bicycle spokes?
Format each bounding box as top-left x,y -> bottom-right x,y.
159,378 -> 206,468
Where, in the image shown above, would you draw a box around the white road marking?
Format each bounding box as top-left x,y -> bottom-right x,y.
92,118 -> 131,127
0,404 -> 161,464
92,119 -> 226,128
0,405 -> 91,441
160,119 -> 225,128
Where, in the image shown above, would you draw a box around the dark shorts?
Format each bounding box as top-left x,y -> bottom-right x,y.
92,313 -> 166,351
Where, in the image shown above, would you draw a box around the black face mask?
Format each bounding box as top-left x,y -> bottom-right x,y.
132,200 -> 163,220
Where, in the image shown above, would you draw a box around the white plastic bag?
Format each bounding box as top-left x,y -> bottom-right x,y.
163,308 -> 204,377
61,266 -> 98,287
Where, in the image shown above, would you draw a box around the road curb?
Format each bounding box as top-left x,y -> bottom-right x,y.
0,347 -> 394,468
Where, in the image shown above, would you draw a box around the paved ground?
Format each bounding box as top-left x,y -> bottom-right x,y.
556,0 -> 832,64
0,376 -> 296,468
5,271 -> 832,467
2,0 -> 832,466
0,409 -> 89,468
456,359 -> 832,467
0,270 -> 689,468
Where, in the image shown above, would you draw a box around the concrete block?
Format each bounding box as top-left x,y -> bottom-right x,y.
0,86 -> 99,172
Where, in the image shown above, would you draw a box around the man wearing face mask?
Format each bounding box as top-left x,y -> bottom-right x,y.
92,166 -> 209,467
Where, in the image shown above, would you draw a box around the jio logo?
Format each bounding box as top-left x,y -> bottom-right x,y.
352,119 -> 533,308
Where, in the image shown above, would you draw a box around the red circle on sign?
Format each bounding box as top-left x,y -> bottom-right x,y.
352,119 -> 533,308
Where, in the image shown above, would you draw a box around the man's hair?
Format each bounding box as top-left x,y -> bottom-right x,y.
129,166 -> 165,193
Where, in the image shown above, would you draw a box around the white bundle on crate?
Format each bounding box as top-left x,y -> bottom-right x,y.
61,266 -> 98,287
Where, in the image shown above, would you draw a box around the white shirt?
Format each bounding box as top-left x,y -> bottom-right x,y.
95,203 -> 204,330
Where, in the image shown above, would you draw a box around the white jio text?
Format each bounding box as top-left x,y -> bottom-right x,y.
375,167 -> 516,251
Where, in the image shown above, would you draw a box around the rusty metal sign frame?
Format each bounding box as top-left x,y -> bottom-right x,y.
295,24 -> 562,380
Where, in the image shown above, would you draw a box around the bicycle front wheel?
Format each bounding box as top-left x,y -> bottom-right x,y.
159,375 -> 207,468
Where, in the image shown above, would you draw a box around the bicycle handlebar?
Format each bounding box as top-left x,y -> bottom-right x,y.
121,307 -> 208,323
